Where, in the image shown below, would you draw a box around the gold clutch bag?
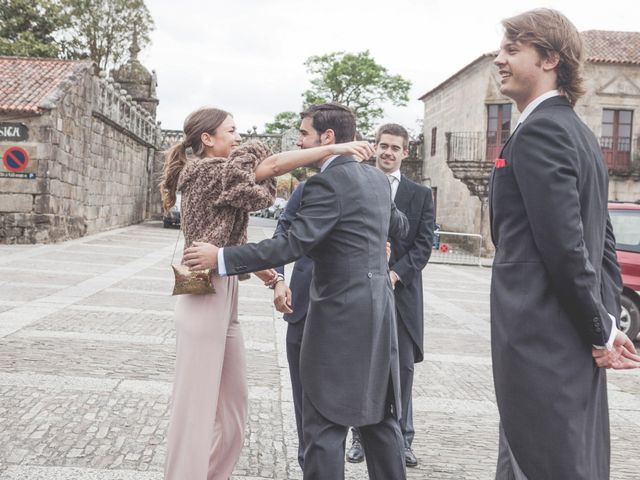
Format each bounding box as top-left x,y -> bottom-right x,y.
170,227 -> 216,296
171,264 -> 216,296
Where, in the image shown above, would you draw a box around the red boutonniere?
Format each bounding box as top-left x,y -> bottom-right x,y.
495,158 -> 506,168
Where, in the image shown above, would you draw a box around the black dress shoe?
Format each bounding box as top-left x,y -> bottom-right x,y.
346,438 -> 365,463
404,446 -> 418,467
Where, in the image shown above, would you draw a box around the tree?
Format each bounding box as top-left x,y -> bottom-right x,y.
61,0 -> 154,71
264,111 -> 299,134
0,0 -> 153,72
302,50 -> 411,133
0,0 -> 68,57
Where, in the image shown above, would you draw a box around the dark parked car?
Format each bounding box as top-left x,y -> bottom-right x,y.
163,192 -> 181,228
609,202 -> 640,340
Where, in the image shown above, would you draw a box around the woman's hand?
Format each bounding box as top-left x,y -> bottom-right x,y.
255,269 -> 278,286
331,141 -> 374,162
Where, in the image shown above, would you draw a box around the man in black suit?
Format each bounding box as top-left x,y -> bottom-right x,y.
347,124 -> 435,468
490,9 -> 640,479
184,103 -> 409,480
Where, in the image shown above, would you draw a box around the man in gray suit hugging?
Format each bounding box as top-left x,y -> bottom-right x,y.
183,103 -> 409,480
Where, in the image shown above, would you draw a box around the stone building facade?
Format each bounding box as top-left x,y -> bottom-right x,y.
420,30 -> 640,253
0,56 -> 160,244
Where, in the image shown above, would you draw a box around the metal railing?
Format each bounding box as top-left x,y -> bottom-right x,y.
600,136 -> 632,172
430,231 -> 484,266
446,132 -> 506,163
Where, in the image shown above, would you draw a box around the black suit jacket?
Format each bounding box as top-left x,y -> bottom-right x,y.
388,175 -> 435,362
224,156 -> 409,426
274,181 -> 312,324
489,95 -> 623,479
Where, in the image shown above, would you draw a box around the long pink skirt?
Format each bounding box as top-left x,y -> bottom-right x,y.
164,275 -> 247,480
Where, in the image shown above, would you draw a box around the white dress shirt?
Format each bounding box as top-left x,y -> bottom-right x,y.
386,169 -> 401,201
517,89 -> 560,125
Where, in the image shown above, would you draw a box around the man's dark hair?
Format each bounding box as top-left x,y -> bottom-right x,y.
375,123 -> 409,149
300,103 -> 356,144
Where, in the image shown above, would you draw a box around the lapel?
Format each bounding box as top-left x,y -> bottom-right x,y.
489,95 -> 572,245
489,122 -> 520,247
394,175 -> 415,211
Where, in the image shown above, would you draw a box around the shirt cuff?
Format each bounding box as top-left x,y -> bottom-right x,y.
594,313 -> 618,351
605,313 -> 618,350
392,270 -> 402,284
217,248 -> 227,276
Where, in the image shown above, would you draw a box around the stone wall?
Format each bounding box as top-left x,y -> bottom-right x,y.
0,71 -> 160,244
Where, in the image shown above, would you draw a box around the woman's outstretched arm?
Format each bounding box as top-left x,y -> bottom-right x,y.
254,141 -> 374,182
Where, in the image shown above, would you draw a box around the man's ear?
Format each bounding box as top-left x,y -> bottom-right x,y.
321,129 -> 336,145
542,51 -> 560,72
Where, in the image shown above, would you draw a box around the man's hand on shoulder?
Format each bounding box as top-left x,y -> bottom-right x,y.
592,330 -> 640,369
183,241 -> 219,270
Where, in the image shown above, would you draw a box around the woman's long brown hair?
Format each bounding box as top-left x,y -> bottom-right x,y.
160,107 -> 230,212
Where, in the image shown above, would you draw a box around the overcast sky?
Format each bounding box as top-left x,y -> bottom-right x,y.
142,0 -> 639,134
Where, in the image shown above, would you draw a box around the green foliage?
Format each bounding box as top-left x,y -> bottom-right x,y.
302,50 -> 411,134
0,0 -> 67,57
0,0 -> 154,72
62,0 -> 154,71
264,111 -> 299,134
290,167 -> 312,181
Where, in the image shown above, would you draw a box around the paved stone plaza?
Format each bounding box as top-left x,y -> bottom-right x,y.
0,220 -> 638,479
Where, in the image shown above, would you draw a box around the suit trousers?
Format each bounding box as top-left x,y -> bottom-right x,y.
164,276 -> 248,480
397,313 -> 415,446
302,384 -> 406,480
286,317 -> 306,470
495,423 -> 529,480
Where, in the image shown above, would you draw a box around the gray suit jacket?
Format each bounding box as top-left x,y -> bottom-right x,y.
224,155 -> 408,426
489,96 -> 623,479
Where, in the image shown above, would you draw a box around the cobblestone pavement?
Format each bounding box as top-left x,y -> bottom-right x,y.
1,220 -> 638,480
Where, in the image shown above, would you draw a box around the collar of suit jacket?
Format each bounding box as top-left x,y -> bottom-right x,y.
320,155 -> 339,172
517,89 -> 560,126
322,155 -> 357,172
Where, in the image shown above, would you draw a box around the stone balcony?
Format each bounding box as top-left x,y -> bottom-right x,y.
445,132 -> 495,199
